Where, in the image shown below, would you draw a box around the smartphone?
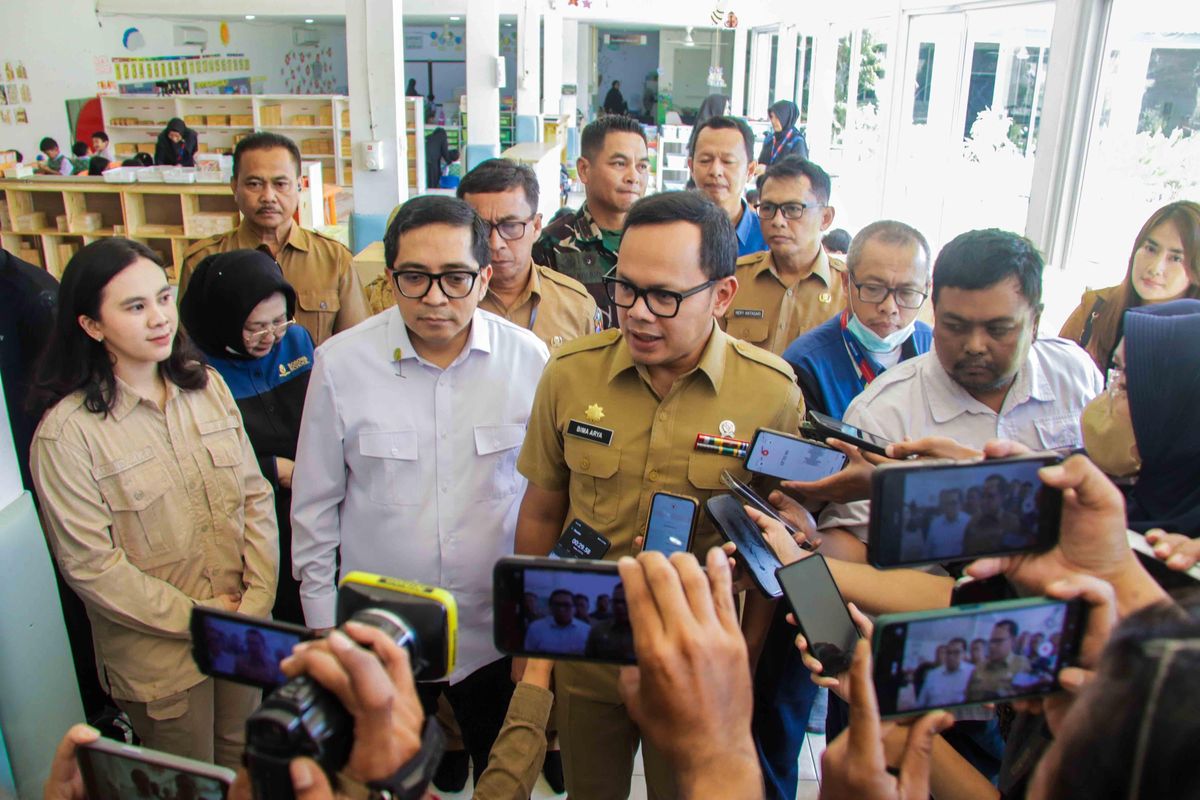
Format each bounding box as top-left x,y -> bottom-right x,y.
719,469 -> 815,550
867,453 -> 1064,569
77,738 -> 234,800
775,556 -> 860,674
493,555 -> 634,664
550,518 -> 612,560
644,492 -> 699,555
190,607 -> 315,690
807,410 -> 894,457
744,428 -> 849,483
871,596 -> 1085,718
703,493 -> 783,598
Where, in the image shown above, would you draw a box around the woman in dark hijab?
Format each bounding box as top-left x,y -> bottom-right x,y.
179,249 -> 315,623
154,117 -> 197,167
758,99 -> 808,166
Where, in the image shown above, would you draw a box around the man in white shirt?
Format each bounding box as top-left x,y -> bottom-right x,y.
291,194 -> 550,785
925,489 -> 970,560
524,589 -> 592,654
915,638 -> 974,709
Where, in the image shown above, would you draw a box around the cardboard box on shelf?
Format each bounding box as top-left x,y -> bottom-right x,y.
318,106 -> 334,126
115,143 -> 137,156
341,109 -> 350,128
184,115 -> 205,127
259,105 -> 282,126
74,213 -> 103,232
290,114 -> 317,127
230,114 -> 253,127
206,115 -> 228,126
15,212 -> 46,230
136,143 -> 156,155
188,212 -> 240,237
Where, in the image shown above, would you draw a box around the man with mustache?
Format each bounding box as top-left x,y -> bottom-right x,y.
179,132 -> 369,346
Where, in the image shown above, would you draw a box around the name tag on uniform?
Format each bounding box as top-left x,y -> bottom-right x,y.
566,419 -> 614,446
733,309 -> 765,319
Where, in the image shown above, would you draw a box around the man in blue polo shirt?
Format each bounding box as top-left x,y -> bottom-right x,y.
783,219 -> 933,418
689,115 -> 767,256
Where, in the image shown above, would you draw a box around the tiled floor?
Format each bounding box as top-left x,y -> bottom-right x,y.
431,733 -> 826,800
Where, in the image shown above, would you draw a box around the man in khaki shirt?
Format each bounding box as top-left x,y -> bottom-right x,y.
457,158 -> 601,349
514,192 -> 804,800
721,155 -> 845,355
178,132 -> 369,346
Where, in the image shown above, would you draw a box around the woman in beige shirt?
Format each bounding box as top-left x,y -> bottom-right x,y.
29,238 -> 278,769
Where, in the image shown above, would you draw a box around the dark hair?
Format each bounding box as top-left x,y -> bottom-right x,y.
71,142 -> 89,158
87,157 -> 110,176
931,229 -> 1044,310
31,238 -> 207,416
689,115 -> 755,161
233,132 -> 302,179
383,195 -> 490,272
823,228 -> 851,254
580,115 -> 647,162
759,155 -> 832,204
994,619 -> 1018,638
745,189 -> 759,206
1038,596 -> 1200,800
40,137 -> 58,153
549,588 -> 574,603
573,593 -> 588,602
92,131 -> 109,143
456,158 -> 539,215
847,221 -> 931,278
623,191 -> 736,280
947,637 -> 968,650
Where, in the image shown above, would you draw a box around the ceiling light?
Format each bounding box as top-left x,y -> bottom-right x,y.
450,16 -> 461,20
244,14 -> 255,20
504,22 -> 513,26
305,18 -> 314,24
683,26 -> 695,46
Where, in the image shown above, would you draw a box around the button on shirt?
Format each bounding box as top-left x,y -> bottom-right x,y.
720,248 -> 846,355
819,338 -> 1103,542
30,373 -> 278,702
291,308 -> 549,682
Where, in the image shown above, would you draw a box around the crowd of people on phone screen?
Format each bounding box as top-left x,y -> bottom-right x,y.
3,109 -> 1198,800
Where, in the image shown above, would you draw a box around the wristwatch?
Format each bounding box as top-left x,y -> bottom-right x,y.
336,718 -> 446,800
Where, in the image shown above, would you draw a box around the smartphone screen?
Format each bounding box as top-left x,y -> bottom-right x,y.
872,597 -> 1083,718
190,608 -> 315,689
776,556 -> 860,674
703,493 -> 783,598
550,518 -> 612,560
745,428 -> 849,482
644,493 -> 698,555
493,556 -> 634,664
809,410 -> 893,456
868,455 -> 1063,568
78,739 -> 234,799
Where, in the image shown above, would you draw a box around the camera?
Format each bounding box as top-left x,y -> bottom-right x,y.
236,572 -> 457,800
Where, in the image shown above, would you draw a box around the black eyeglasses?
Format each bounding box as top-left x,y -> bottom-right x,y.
851,279 -> 928,310
602,274 -> 716,318
390,270 -> 480,299
483,216 -> 537,241
757,201 -> 819,221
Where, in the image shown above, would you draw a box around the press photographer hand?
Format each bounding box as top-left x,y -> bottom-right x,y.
229,622 -> 426,799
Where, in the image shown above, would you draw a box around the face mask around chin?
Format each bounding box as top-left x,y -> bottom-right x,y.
1081,391 -> 1142,478
846,312 -> 916,354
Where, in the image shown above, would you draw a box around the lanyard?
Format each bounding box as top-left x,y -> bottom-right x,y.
770,129 -> 796,163
839,309 -> 879,385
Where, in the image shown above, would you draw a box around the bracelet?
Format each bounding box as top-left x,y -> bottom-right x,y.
336,716 -> 446,800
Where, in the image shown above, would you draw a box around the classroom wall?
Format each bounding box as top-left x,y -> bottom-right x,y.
401,24 -> 518,110
595,30 -> 660,116
0,5 -> 348,159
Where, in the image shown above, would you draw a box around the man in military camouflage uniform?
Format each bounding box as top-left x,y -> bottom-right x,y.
533,115 -> 650,329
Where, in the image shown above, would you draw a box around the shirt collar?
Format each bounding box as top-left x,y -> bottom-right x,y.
761,248 -> 835,288
110,374 -> 180,421
384,307 -> 492,368
926,342 -> 1053,424
234,219 -> 310,254
485,263 -> 540,310
734,198 -> 757,241
607,320 -> 726,393
572,203 -> 607,245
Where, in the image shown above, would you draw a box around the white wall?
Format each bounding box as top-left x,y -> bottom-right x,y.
0,5 -> 348,159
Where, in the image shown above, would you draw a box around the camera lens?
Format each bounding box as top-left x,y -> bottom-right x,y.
349,607 -> 417,654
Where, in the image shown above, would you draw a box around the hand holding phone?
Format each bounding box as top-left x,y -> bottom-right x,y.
643,492 -> 699,555
745,427 -> 849,482
807,410 -> 894,457
776,556 -> 860,675
77,738 -> 235,799
704,494 -> 784,598
551,519 -> 612,560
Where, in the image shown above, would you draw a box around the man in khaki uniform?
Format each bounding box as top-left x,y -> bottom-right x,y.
457,158 -> 600,350
721,155 -> 845,355
515,191 -> 804,800
178,132 -> 369,347
966,620 -> 1032,702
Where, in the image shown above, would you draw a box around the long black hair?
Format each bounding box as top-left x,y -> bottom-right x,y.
30,238 -> 207,416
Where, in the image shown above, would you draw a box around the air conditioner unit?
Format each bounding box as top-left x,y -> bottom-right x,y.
293,27 -> 321,47
174,25 -> 208,47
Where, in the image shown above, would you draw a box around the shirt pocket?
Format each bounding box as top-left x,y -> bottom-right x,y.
474,423 -> 527,500
297,289 -> 341,337
563,436 -> 621,524
1033,414 -> 1082,450
359,430 -> 420,506
92,447 -> 182,570
199,415 -> 245,515
556,250 -> 607,284
729,318 -> 770,344
686,451 -> 745,493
